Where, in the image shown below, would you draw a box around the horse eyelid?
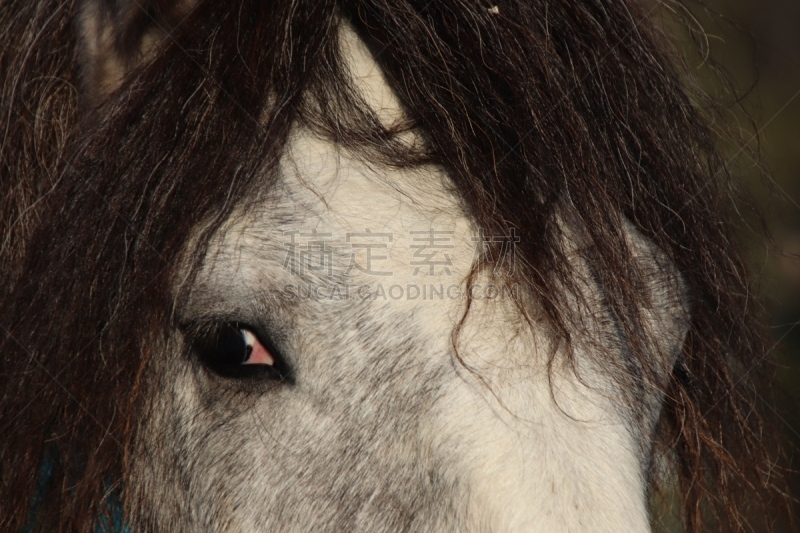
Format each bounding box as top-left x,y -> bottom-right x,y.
179,320 -> 291,381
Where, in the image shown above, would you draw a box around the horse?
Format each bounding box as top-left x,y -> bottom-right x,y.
0,0 -> 792,531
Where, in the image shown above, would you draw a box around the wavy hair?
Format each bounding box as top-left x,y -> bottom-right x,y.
0,0 -> 792,530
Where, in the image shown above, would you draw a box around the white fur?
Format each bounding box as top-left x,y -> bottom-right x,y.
129,23 -> 687,532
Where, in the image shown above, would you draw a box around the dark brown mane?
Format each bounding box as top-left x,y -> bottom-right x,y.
0,0 -> 792,531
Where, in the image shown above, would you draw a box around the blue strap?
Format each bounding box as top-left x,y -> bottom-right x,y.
21,453 -> 55,532
24,453 -> 130,533
94,491 -> 130,533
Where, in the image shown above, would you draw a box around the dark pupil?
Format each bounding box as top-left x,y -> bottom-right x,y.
206,325 -> 249,366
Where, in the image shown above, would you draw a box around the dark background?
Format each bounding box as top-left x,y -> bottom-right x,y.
654,0 -> 800,528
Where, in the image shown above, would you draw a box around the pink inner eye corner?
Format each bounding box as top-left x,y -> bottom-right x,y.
241,329 -> 275,366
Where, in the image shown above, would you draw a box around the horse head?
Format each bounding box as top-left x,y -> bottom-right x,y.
0,1 -> 790,531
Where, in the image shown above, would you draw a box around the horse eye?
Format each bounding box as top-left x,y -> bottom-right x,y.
185,322 -> 290,381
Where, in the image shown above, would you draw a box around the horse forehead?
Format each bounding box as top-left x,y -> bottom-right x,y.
210,25 -> 477,285
205,129 -> 477,301
282,130 -> 471,243
272,23 -> 468,243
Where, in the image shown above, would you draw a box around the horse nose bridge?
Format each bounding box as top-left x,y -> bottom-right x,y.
424,296 -> 653,532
